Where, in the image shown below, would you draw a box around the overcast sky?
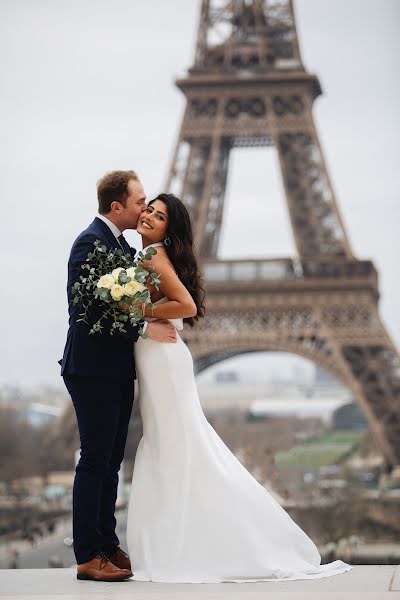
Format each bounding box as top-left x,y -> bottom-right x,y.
0,0 -> 399,389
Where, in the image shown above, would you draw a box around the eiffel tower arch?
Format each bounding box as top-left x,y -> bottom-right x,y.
164,0 -> 400,470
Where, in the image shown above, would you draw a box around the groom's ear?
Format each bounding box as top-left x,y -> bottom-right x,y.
110,200 -> 124,215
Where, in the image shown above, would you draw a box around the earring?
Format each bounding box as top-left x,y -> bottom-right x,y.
164,236 -> 171,246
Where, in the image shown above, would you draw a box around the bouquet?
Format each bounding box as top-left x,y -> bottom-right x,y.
71,240 -> 161,337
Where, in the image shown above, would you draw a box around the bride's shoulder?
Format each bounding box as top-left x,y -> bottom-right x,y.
144,246 -> 174,272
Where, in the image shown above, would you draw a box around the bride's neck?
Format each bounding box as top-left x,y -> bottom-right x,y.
141,235 -> 152,248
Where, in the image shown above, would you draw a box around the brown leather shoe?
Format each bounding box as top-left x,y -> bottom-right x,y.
108,546 -> 132,574
76,551 -> 132,581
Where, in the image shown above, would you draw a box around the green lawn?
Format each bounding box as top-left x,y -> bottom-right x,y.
275,429 -> 366,467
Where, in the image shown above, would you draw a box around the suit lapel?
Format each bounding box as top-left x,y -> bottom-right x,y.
92,217 -> 121,250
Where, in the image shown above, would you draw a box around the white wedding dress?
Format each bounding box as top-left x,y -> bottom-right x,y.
126,245 -> 352,583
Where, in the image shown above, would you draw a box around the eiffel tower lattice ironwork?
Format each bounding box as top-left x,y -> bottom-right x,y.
164,0 -> 400,470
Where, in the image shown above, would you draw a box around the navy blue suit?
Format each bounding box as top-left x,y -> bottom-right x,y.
59,216 -> 142,379
59,217 -> 143,565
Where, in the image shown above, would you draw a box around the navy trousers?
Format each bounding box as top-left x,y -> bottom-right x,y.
63,374 -> 135,565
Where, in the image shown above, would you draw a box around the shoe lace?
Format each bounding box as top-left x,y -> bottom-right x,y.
95,551 -> 110,570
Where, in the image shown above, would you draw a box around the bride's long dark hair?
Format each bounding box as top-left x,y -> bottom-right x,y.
148,193 -> 205,327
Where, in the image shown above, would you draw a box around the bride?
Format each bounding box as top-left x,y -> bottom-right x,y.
126,193 -> 352,583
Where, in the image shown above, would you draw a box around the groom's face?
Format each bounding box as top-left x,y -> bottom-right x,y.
118,178 -> 147,230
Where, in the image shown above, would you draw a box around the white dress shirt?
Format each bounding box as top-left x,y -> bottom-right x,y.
96,213 -> 148,334
97,213 -> 123,243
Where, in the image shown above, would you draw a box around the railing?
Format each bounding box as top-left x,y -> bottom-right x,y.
203,258 -> 296,283
301,259 -> 376,280
202,258 -> 377,284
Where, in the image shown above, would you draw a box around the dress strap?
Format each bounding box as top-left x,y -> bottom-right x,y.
143,241 -> 164,251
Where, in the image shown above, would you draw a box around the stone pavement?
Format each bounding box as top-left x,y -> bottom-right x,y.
0,565 -> 399,599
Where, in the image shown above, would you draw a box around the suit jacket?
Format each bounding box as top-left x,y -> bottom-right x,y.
59,217 -> 143,380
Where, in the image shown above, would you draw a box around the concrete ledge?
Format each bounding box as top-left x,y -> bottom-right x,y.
0,565 -> 399,599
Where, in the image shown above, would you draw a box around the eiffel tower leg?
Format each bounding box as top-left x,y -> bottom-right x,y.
166,129 -> 230,258
195,137 -> 230,257
165,134 -> 211,221
276,129 -> 353,258
312,300 -> 400,470
340,336 -> 400,471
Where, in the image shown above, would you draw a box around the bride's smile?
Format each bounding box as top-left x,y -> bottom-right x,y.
137,200 -> 168,246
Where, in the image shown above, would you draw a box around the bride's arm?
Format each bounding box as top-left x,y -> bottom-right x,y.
142,249 -> 197,319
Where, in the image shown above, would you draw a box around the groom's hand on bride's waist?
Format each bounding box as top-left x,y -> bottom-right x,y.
146,320 -> 177,343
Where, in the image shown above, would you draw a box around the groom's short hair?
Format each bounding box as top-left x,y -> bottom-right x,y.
97,170 -> 139,214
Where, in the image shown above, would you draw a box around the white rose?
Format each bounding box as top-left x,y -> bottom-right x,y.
110,283 -> 125,301
124,280 -> 147,298
126,266 -> 137,280
97,274 -> 114,290
112,267 -> 124,282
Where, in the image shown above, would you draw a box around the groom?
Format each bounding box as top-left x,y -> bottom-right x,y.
59,170 -> 176,581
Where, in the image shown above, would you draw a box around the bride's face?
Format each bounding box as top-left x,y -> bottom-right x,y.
137,199 -> 169,242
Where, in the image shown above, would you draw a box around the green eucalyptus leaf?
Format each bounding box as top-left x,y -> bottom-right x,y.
98,288 -> 111,302
119,272 -> 130,284
136,291 -> 149,303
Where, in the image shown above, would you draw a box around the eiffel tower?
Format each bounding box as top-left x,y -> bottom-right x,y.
164,0 -> 400,471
